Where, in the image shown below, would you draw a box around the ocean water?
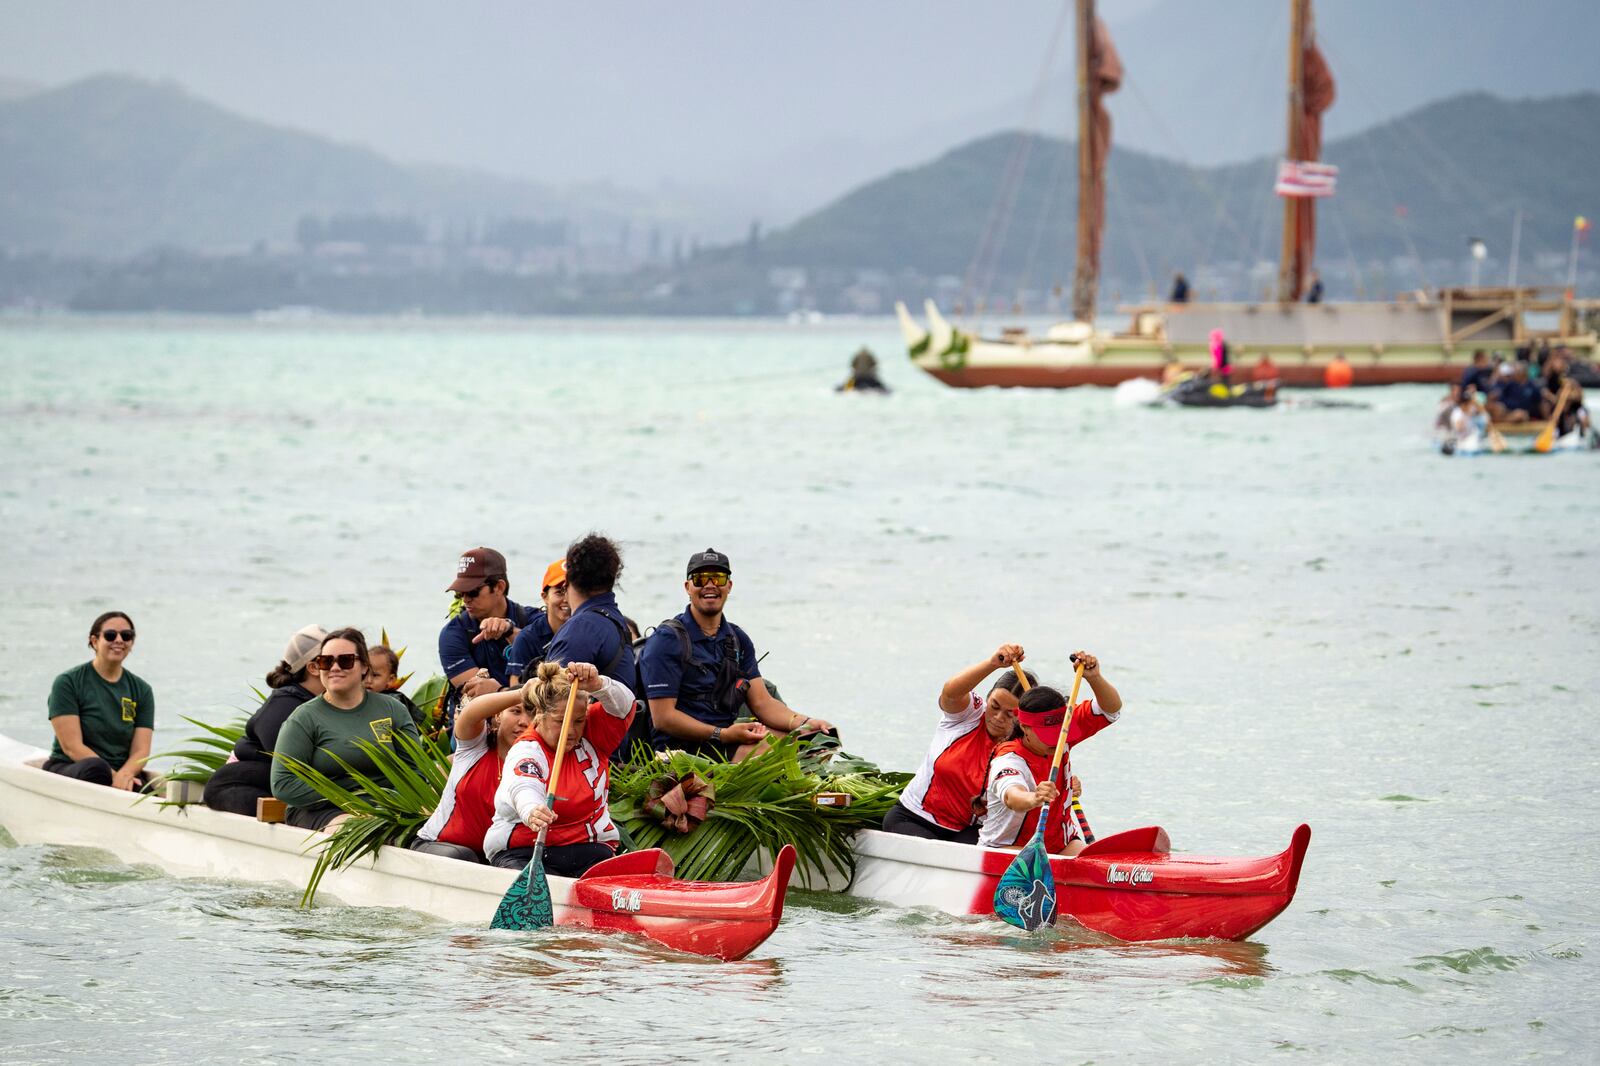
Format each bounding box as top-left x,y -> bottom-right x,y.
0,316 -> 1596,1063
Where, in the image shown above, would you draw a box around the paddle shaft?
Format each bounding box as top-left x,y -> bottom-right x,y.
530,675 -> 585,867
1536,379 -> 1576,452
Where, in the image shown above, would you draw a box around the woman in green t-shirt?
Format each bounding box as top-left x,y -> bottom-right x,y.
45,611 -> 155,790
270,627 -> 421,831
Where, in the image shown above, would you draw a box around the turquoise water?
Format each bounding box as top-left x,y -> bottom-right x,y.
1,316 -> 1597,1062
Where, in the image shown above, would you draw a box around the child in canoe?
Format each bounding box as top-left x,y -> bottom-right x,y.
882,643 -> 1035,843
978,651 -> 1122,856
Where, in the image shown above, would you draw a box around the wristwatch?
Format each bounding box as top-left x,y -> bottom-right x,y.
710,726 -> 723,744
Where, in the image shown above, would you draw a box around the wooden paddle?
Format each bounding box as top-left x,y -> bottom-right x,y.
490,670 -> 583,930
993,661 -> 1085,931
1535,379 -> 1576,454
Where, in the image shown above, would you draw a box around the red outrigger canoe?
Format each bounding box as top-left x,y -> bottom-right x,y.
845,823 -> 1311,942
561,845 -> 796,960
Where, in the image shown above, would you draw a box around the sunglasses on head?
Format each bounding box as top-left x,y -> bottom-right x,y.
690,571 -> 730,588
313,653 -> 361,671
99,629 -> 136,642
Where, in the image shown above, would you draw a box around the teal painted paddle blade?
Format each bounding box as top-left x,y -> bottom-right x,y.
993,839 -> 1057,931
490,854 -> 553,930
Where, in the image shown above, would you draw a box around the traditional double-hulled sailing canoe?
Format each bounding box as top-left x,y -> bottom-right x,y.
0,734 -> 794,961
898,0 -> 1600,389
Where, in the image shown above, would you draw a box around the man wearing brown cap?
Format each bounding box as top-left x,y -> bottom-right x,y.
438,547 -> 538,726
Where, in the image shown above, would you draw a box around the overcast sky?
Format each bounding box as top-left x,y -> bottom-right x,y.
4,0 -> 1594,228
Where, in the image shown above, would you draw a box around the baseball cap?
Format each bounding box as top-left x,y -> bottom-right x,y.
686,547 -> 732,577
448,547 -> 507,593
1017,704 -> 1068,748
282,624 -> 329,674
542,558 -> 568,591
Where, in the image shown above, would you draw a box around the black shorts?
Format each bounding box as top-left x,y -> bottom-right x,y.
881,802 -> 980,844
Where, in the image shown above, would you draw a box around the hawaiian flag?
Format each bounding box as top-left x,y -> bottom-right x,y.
1274,159 -> 1339,198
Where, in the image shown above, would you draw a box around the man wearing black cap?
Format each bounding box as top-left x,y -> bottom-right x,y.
640,548 -> 833,762
438,547 -> 537,727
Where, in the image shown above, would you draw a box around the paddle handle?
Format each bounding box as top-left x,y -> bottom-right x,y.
1012,662 -> 1031,691
1537,378 -> 1576,450
1048,663 -> 1086,777
1071,797 -> 1097,845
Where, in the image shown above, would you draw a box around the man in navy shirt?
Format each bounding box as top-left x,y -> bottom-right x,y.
1459,350 -> 1496,396
1489,363 -> 1542,423
437,547 -> 537,725
640,548 -> 833,762
543,533 -> 645,757
507,558 -> 572,684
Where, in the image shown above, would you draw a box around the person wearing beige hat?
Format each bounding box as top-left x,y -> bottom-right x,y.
202,623 -> 328,816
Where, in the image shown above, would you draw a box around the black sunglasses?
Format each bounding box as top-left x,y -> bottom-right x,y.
100,629 -> 136,642
313,654 -> 361,671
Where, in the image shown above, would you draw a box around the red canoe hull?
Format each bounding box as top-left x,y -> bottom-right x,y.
968,825 -> 1311,942
562,844 -> 796,960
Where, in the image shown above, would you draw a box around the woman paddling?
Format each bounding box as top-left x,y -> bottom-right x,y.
203,624 -> 327,815
409,687 -> 532,862
269,628 -> 421,831
882,643 -> 1033,843
483,660 -> 635,876
978,652 -> 1122,856
44,611 -> 154,790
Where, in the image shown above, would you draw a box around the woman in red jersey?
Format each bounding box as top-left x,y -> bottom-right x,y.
882,643 -> 1036,843
979,651 -> 1122,856
409,687 -> 532,862
483,660 -> 636,875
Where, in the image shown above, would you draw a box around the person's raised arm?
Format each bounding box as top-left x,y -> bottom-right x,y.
1071,650 -> 1121,714
940,644 -> 1025,714
454,689 -> 521,742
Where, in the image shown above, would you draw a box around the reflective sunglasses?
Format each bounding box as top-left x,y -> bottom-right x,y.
313,653 -> 361,671
689,571 -> 730,588
99,629 -> 136,642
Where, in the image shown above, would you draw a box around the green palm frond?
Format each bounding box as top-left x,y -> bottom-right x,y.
277,730 -> 450,906
152,715 -> 249,785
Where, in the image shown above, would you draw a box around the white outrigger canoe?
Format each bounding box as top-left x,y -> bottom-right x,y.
2,732 -> 1308,945
0,733 -> 794,960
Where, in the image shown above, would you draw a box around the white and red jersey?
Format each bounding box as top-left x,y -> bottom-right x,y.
978,697 -> 1119,852
415,725 -> 499,855
899,691 -> 997,831
483,677 -> 635,861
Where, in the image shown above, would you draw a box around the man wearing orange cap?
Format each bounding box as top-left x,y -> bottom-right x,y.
978,651 -> 1122,856
507,559 -> 572,686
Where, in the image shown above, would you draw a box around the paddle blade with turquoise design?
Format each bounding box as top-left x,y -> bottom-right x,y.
993,834 -> 1057,931
490,841 -> 553,930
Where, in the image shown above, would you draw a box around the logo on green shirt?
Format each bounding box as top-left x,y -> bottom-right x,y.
121,697 -> 138,723
369,717 -> 394,743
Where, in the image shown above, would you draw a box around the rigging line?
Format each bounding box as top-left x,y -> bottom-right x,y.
1324,193 -> 1368,299
1016,128 -> 1074,308
1351,120 -> 1431,292
961,0 -> 1074,322
1318,37 -> 1509,230
1105,162 -> 1153,299
1117,77 -> 1212,270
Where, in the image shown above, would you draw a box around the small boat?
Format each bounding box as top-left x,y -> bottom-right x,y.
840,824 -> 1310,942
1164,374 -> 1278,408
0,733 -> 793,961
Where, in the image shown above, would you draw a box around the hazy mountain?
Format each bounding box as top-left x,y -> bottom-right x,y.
0,76 -> 40,101
0,75 -> 705,256
752,91 -> 1599,298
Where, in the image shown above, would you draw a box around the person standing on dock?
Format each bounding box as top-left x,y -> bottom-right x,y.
1305,271 -> 1324,304
1169,272 -> 1190,304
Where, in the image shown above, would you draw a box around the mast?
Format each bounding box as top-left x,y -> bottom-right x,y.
1072,0 -> 1096,323
1070,0 -> 1119,324
1277,0 -> 1308,303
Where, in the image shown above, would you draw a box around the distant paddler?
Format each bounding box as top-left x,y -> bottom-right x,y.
839,346 -> 889,393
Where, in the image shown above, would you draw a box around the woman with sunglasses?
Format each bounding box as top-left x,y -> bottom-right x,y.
44,611 -> 154,790
269,628 -> 421,831
482,660 -> 635,876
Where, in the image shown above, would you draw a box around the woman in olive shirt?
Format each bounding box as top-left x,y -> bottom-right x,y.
46,611 -> 155,790
270,628 -> 420,831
